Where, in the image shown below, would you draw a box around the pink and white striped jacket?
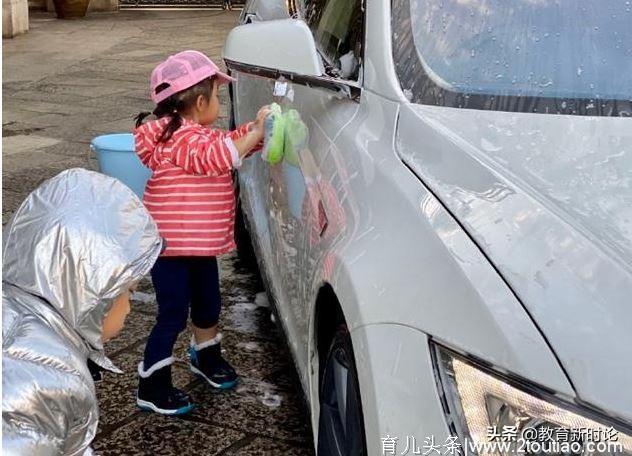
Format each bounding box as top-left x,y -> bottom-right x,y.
134,117 -> 256,257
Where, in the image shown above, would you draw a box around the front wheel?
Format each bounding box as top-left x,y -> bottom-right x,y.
317,328 -> 367,456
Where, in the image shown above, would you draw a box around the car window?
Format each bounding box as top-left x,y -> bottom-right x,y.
392,0 -> 632,116
302,0 -> 363,80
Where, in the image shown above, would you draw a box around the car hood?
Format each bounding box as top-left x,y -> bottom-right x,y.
396,103 -> 632,421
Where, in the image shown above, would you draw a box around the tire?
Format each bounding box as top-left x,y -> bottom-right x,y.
317,327 -> 368,456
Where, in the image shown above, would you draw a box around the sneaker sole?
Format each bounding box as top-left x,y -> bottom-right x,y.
190,365 -> 237,390
136,399 -> 195,416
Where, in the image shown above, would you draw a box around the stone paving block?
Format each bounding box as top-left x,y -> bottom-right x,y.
4,99 -> 95,116
2,108 -> 44,123
2,189 -> 25,225
2,154 -> 84,196
62,68 -> 148,84
37,124 -> 105,143
73,95 -> 150,114
230,437 -> 315,455
2,134 -> 61,155
30,81 -> 130,99
224,332 -> 296,382
89,117 -> 136,135
92,413 -> 245,455
187,377 -> 312,444
2,155 -> 86,223
10,89 -> 93,106
29,140 -> 92,160
5,112 -> 70,129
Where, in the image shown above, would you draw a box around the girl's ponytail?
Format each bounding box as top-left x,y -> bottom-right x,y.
155,97 -> 182,143
134,111 -> 152,128
134,97 -> 182,143
158,115 -> 182,143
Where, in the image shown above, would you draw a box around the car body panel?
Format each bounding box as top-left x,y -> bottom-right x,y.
234,82 -> 574,402
227,0 -> 631,448
396,103 -> 632,420
351,324 -> 451,456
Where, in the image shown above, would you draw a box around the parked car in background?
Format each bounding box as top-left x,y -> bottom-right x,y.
224,0 -> 632,455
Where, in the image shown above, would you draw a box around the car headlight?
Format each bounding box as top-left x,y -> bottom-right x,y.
432,343 -> 632,456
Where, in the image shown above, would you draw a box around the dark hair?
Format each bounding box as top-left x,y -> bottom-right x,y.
135,76 -> 217,143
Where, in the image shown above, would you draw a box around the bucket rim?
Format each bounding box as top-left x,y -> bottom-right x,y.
91,133 -> 134,152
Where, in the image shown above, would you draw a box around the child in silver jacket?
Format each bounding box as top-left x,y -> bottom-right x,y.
2,168 -> 162,455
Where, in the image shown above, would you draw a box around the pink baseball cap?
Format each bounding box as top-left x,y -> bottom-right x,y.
149,50 -> 236,104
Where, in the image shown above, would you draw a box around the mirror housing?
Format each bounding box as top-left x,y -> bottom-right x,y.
223,19 -> 322,76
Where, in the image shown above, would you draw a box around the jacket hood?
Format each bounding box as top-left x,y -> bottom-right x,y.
2,168 -> 162,352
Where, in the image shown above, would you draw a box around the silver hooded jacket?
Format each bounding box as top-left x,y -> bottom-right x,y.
2,168 -> 162,455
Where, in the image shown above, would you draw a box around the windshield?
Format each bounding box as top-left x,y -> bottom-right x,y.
392,0 -> 632,115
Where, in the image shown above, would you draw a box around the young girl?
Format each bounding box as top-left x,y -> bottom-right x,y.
134,50 -> 269,415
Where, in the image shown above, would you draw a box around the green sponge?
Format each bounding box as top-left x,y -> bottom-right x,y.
283,109 -> 309,167
262,103 -> 285,165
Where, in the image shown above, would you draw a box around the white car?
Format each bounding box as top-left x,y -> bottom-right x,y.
223,0 -> 632,455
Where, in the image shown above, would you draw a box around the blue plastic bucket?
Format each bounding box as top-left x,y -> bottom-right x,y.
91,134 -> 151,198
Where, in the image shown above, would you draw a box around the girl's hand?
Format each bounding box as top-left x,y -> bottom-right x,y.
251,105 -> 272,141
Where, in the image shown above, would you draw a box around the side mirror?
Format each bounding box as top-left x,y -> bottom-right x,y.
223,19 -> 322,77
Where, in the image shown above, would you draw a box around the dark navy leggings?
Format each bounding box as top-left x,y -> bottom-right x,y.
143,256 -> 222,368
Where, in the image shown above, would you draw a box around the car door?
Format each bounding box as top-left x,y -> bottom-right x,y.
264,0 -> 365,371
229,0 -> 364,384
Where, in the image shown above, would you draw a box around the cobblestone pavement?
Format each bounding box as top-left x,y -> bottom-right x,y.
3,10 -> 315,455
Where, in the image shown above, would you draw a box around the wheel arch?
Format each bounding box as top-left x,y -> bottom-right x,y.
310,281 -> 369,454
313,283 -> 346,381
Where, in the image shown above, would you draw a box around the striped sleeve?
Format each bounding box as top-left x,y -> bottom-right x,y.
133,118 -> 168,171
227,122 -> 253,141
171,129 -> 237,177
227,122 -> 263,156
134,128 -> 155,169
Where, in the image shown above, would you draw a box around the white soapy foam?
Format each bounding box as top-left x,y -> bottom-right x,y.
238,341 -> 263,352
225,301 -> 260,334
254,292 -> 270,308
261,391 -> 282,408
130,291 -> 155,304
235,378 -> 283,409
